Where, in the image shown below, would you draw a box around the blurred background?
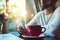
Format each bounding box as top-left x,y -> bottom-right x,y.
0,0 -> 60,35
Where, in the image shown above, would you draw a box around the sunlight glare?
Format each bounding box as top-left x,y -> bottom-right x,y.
8,0 -> 26,18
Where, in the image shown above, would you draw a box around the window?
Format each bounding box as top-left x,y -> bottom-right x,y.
34,0 -> 41,12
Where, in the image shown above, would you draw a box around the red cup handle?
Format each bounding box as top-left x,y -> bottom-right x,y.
42,27 -> 46,33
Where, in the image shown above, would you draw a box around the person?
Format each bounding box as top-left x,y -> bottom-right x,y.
18,0 -> 60,37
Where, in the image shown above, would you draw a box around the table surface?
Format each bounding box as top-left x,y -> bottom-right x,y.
0,33 -> 60,40
0,34 -> 23,40
43,36 -> 60,40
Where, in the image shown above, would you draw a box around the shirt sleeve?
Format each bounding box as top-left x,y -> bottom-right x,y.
26,14 -> 39,28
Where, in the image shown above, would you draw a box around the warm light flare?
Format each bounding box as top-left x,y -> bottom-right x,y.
8,0 -> 26,18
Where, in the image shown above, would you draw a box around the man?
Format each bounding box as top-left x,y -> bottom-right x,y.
18,0 -> 60,37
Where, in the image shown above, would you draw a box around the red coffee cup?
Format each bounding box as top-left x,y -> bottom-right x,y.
27,25 -> 46,36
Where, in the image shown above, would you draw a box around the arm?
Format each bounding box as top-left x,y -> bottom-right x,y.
17,13 -> 39,35
26,13 -> 40,28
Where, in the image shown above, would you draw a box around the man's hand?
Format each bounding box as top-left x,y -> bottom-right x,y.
17,26 -> 27,35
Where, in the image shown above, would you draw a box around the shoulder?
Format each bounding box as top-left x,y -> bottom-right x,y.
54,7 -> 60,14
55,7 -> 60,12
35,11 -> 44,17
56,7 -> 60,9
53,7 -> 60,18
